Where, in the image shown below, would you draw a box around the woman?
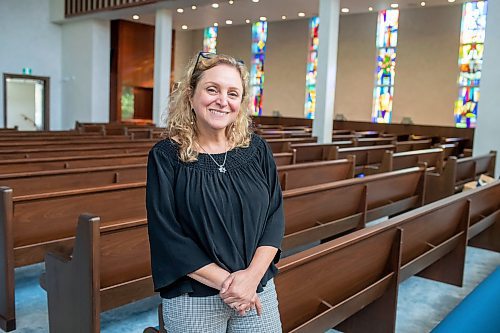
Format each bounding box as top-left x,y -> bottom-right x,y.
146,52 -> 285,333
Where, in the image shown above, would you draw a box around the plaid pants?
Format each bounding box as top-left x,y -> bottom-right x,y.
162,279 -> 282,333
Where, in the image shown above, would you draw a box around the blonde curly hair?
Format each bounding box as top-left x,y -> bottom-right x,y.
163,52 -> 252,162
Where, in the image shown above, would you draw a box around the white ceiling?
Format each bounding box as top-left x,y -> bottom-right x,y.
98,0 -> 469,30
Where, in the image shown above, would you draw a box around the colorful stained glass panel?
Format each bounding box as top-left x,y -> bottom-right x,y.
454,87 -> 480,128
376,48 -> 396,86
460,1 -> 487,44
304,16 -> 319,119
203,26 -> 218,53
250,21 -> 267,116
372,86 -> 394,123
376,9 -> 399,48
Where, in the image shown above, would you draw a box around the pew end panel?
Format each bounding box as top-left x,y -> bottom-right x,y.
276,227 -> 402,333
44,214 -> 101,333
395,198 -> 470,286
0,187 -> 15,332
467,181 -> 500,252
365,166 -> 427,221
282,182 -> 367,251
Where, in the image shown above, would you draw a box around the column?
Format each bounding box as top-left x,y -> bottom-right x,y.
153,9 -> 173,127
312,0 -> 340,143
473,0 -> 500,177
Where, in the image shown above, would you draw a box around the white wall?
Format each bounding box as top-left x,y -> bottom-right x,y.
264,19 -> 309,118
61,19 -> 110,129
173,30 -> 202,82
0,0 -> 62,129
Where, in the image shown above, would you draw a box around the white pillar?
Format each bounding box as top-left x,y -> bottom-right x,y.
473,0 -> 500,177
312,0 -> 340,143
61,19 -> 110,129
153,9 -> 173,127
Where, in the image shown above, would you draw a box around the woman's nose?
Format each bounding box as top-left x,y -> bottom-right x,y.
217,94 -> 228,107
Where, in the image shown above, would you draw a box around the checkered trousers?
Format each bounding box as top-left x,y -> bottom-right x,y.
162,279 -> 282,333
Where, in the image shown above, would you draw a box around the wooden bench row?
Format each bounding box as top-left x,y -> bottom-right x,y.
144,180 -> 499,333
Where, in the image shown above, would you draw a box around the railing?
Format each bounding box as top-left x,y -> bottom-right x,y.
65,0 -> 158,17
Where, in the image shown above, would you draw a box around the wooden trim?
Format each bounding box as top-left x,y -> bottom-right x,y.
0,187 -> 15,332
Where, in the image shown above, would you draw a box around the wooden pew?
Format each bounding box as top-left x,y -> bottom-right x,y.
273,152 -> 296,166
379,148 -> 445,173
333,144 -> 396,175
0,164 -> 146,196
0,152 -> 148,173
0,183 -> 147,331
277,157 -> 355,190
282,166 -> 426,250
266,137 -> 318,154
395,139 -> 433,152
290,142 -> 355,163
276,226 -> 402,333
0,143 -> 154,159
43,214 -> 153,333
355,137 -> 396,147
0,138 -> 156,150
425,151 -> 497,203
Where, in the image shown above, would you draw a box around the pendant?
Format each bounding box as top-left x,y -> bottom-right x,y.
219,166 -> 227,173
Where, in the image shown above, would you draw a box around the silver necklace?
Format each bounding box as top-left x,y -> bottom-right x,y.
199,144 -> 228,173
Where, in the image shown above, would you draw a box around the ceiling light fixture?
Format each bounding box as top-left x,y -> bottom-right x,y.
298,12 -> 305,17
181,25 -> 188,30
281,15 -> 286,20
245,19 -> 250,23
214,22 -> 219,26
212,3 -> 219,8
226,19 -> 233,24
448,0 -> 456,2
368,7 -> 373,11
132,14 -> 140,20
229,0 -> 234,4
177,8 -> 184,13
259,16 -> 267,21
391,3 -> 399,8
252,0 -> 259,2
420,1 -> 426,6
341,8 -> 349,13
192,5 -> 197,10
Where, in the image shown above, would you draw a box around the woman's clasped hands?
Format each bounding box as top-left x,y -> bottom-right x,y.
219,269 -> 263,316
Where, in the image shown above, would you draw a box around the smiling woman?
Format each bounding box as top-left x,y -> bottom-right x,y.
146,52 -> 285,333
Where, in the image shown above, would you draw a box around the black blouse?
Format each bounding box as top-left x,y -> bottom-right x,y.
146,134 -> 285,299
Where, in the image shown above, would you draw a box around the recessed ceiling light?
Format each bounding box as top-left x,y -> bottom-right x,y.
229,0 -> 234,4
226,19 -> 233,24
368,7 -> 373,11
298,12 -> 305,17
212,3 -> 219,8
245,19 -> 251,23
181,25 -> 188,30
281,15 -> 287,20
420,1 -> 426,6
259,16 -> 267,21
132,14 -> 140,20
177,8 -> 184,13
341,8 -> 349,13
214,22 -> 219,26
191,5 -> 197,9
391,3 -> 399,8
252,0 -> 259,2
448,0 -> 455,2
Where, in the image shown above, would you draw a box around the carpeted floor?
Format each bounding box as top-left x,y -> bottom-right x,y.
12,246 -> 500,333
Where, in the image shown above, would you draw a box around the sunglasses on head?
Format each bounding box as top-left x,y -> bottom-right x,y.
193,51 -> 245,70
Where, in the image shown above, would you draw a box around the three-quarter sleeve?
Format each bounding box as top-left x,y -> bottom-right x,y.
257,139 -> 285,262
146,147 -> 212,292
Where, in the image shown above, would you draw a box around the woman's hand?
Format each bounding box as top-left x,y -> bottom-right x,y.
219,269 -> 263,315
227,294 -> 263,316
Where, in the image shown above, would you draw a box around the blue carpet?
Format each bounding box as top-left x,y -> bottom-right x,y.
12,246 -> 500,333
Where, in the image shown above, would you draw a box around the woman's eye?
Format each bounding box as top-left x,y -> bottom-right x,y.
229,92 -> 239,98
207,87 -> 218,93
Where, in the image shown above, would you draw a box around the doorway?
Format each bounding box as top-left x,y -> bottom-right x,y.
3,73 -> 50,130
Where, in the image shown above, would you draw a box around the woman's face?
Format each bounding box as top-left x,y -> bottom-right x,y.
191,64 -> 243,136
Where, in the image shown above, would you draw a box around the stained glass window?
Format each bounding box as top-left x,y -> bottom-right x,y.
203,26 -> 218,53
372,9 -> 399,124
250,21 -> 267,116
304,16 -> 319,119
454,1 -> 488,128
